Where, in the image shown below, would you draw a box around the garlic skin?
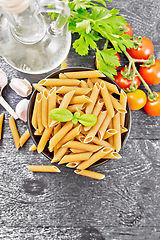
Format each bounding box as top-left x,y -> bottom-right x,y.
15,99 -> 29,122
0,69 -> 8,89
9,78 -> 32,97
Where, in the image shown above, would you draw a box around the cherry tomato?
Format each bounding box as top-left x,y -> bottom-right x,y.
144,92 -> 160,116
127,37 -> 154,60
127,89 -> 147,110
114,67 -> 141,90
124,23 -> 133,37
139,59 -> 160,85
95,51 -> 120,70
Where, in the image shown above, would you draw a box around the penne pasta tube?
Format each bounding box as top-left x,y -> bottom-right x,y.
121,126 -> 128,134
53,123 -> 61,155
103,129 -> 118,139
87,78 -> 94,88
100,81 -> 114,117
85,82 -> 100,114
57,124 -> 81,148
120,89 -> 127,127
56,86 -> 92,95
63,70 -> 105,79
62,140 -> 103,152
0,113 -> 4,140
37,126 -> 54,153
34,128 -> 43,135
51,147 -> 68,162
31,94 -> 38,130
67,104 -> 84,112
9,116 -> 20,149
107,120 -> 114,147
29,144 -> 37,151
48,87 -> 56,126
59,73 -> 69,79
66,161 -> 81,168
33,84 -> 49,93
110,94 -> 127,114
42,89 -> 48,128
74,169 -> 105,180
60,61 -> 67,69
59,90 -> 75,109
49,121 -> 73,151
91,78 -> 120,94
103,151 -> 122,159
92,136 -> 113,148
69,95 -> 92,104
84,111 -> 107,143
58,152 -> 93,165
39,79 -> 80,86
27,165 -> 61,172
36,92 -> 44,133
75,133 -> 85,142
77,147 -> 113,170
92,98 -> 104,116
70,149 -> 86,153
80,80 -> 88,88
56,95 -> 63,105
113,112 -> 121,152
19,129 -> 30,147
98,114 -> 112,140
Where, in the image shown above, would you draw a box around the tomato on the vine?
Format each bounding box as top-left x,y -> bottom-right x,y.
127,37 -> 154,60
139,59 -> 160,85
124,23 -> 133,37
127,89 -> 147,110
95,51 -> 120,70
144,93 -> 160,116
114,67 -> 141,90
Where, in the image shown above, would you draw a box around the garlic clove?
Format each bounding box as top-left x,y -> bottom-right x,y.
0,69 -> 8,89
15,99 -> 29,122
9,78 -> 32,97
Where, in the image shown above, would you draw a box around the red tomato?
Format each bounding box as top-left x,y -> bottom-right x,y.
114,67 -> 141,90
127,37 -> 154,60
144,92 -> 160,116
95,51 -> 120,70
127,89 -> 147,110
124,23 -> 133,37
139,59 -> 160,85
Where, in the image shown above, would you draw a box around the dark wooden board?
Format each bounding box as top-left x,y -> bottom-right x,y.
1,0 -> 160,239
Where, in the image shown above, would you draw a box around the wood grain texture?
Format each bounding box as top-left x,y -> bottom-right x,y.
0,0 -> 160,239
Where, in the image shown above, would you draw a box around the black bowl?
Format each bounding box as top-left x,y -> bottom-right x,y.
28,67 -> 131,168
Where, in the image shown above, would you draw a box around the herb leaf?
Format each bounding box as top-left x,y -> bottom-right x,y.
79,114 -> 97,127
49,108 -> 73,122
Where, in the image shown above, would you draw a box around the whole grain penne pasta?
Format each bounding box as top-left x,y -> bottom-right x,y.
19,129 -> 30,147
36,92 -> 44,133
100,81 -> 114,117
48,87 -> 56,126
29,144 -> 37,151
84,111 -> 107,143
103,151 -> 122,159
77,147 -> 112,170
60,61 -> 67,69
37,126 -> 54,153
57,124 -> 81,148
113,112 -> 121,152
110,94 -> 127,114
56,86 -> 92,95
33,84 -> 49,93
69,95 -> 92,104
39,79 -> 80,86
9,116 -> 20,149
62,140 -> 103,152
42,89 -> 48,128
27,165 -> 61,172
74,169 -> 105,180
0,113 -> 4,140
63,70 -> 105,79
49,121 -> 73,151
103,129 -> 118,139
31,94 -> 38,130
85,82 -> 100,114
59,152 -> 92,165
120,89 -> 127,127
92,136 -> 113,148
51,147 -> 68,162
91,78 -> 120,94
98,114 -> 112,140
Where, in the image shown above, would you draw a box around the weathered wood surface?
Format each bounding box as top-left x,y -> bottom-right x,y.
0,0 -> 160,239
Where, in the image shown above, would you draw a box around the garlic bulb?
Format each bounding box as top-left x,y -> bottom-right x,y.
15,99 -> 29,122
9,78 -> 32,97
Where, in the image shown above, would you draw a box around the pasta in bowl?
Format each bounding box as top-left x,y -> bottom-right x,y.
27,67 -> 131,170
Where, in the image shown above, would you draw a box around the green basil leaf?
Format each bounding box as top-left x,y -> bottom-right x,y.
74,112 -> 80,119
78,114 -> 97,127
49,108 -> 73,122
